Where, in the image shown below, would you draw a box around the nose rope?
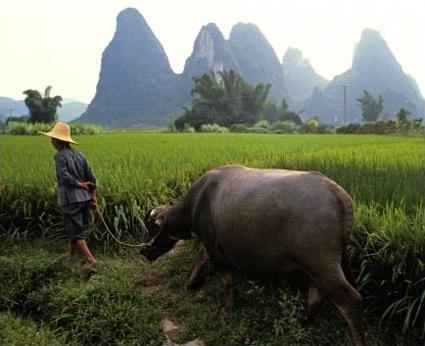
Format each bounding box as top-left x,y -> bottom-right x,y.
94,205 -> 148,248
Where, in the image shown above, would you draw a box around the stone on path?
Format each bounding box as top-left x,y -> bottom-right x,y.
161,318 -> 205,346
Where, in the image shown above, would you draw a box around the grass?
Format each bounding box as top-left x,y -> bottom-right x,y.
0,240 -> 162,345
1,132 -> 424,343
0,240 -> 420,345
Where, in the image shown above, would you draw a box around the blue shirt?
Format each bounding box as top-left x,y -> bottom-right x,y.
54,148 -> 96,206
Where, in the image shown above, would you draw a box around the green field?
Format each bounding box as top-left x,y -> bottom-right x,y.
1,133 -> 424,345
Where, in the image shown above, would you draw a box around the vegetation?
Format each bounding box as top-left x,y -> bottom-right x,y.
357,89 -> 384,122
1,133 -> 424,343
0,242 -> 162,345
200,123 -> 229,133
262,98 -> 303,125
5,122 -> 103,135
337,117 -> 423,134
176,70 -> 271,130
23,86 -> 62,123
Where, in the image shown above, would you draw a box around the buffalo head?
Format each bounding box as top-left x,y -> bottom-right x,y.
140,206 -> 179,261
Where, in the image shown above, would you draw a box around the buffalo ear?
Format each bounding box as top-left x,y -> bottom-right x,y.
144,207 -> 155,225
143,207 -> 161,239
144,206 -> 167,229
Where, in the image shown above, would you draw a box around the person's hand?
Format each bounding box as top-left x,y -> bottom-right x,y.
77,181 -> 96,191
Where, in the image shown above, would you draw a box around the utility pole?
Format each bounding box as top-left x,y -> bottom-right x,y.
342,85 -> 347,125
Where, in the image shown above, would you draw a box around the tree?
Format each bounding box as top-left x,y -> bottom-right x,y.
262,98 -> 303,125
303,116 -> 319,133
167,114 -> 176,132
23,86 -> 62,123
357,90 -> 384,122
395,107 -> 411,124
175,70 -> 270,130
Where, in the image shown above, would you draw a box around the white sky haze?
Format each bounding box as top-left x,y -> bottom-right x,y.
0,0 -> 424,103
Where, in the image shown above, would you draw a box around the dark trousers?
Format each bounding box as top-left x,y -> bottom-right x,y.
61,201 -> 90,243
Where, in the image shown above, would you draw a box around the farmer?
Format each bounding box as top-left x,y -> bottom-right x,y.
39,122 -> 97,265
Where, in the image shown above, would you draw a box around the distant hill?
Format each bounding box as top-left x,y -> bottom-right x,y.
79,8 -> 289,127
282,47 -> 328,103
73,9 -> 425,126
228,23 -> 286,101
58,100 -> 87,122
0,97 -> 27,121
0,96 -> 86,123
79,8 -> 184,127
299,29 -> 425,124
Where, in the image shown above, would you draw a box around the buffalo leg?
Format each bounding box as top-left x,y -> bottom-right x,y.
186,247 -> 210,291
312,265 -> 365,346
306,280 -> 326,319
218,269 -> 236,314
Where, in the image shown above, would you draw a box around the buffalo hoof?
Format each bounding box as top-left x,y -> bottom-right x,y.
186,275 -> 206,291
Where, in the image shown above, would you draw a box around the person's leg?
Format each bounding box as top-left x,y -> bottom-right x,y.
63,205 -> 78,261
64,202 -> 96,265
75,202 -> 96,264
64,242 -> 75,262
75,239 -> 96,265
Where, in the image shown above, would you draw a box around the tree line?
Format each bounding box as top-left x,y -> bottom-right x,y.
175,70 -> 423,132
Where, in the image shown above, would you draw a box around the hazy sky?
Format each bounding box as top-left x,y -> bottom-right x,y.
1,0 -> 424,103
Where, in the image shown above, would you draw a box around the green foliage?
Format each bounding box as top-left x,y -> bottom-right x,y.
0,246 -> 163,345
337,120 -> 399,134
263,98 -> 303,125
6,122 -> 103,135
349,203 -> 425,337
302,116 -> 319,133
0,312 -> 66,346
182,123 -> 196,133
1,133 -> 424,339
200,123 -> 229,133
396,107 -> 411,124
176,70 -> 270,130
229,124 -> 249,133
357,89 -> 384,122
150,240 -> 421,345
395,108 -> 423,130
167,114 -> 176,132
23,86 -> 63,123
270,120 -> 300,134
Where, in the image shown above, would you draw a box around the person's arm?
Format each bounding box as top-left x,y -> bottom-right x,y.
80,153 -> 98,208
80,153 -> 96,186
55,153 -> 78,187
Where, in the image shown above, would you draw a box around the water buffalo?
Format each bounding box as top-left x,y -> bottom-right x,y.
141,165 -> 365,346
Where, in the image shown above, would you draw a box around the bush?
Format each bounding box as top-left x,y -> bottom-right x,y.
6,122 -> 103,135
270,120 -> 300,134
200,123 -> 229,133
336,120 -> 401,135
253,120 -> 270,130
69,123 -> 103,135
182,123 -> 196,133
246,126 -> 270,133
230,124 -> 248,133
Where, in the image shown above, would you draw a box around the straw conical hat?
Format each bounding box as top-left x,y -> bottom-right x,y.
39,122 -> 78,144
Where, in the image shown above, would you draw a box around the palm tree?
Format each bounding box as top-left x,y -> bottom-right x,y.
23,86 -> 62,123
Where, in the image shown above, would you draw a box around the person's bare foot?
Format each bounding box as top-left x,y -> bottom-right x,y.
85,258 -> 97,266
